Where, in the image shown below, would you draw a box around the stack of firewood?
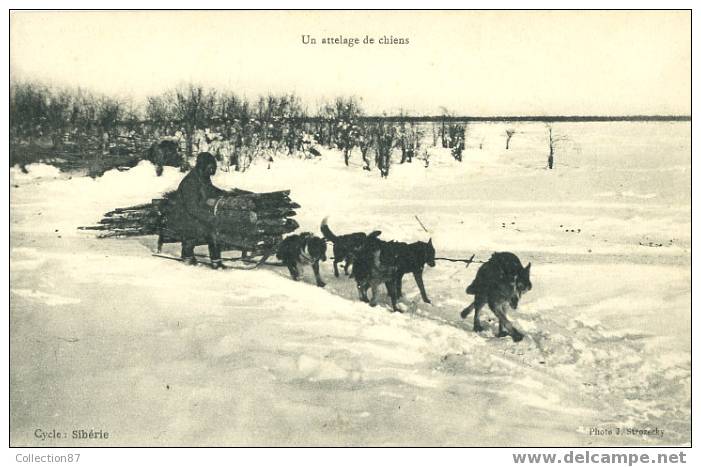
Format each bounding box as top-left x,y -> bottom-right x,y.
207,190 -> 300,249
81,189 -> 300,252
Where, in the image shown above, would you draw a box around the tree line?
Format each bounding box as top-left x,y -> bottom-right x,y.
10,81 -> 521,177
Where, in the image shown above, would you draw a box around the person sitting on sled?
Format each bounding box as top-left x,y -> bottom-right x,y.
173,152 -> 226,269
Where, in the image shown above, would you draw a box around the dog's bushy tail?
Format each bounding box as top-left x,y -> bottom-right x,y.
320,217 -> 338,243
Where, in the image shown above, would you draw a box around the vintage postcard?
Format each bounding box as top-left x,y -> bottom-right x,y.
9,10 -> 691,448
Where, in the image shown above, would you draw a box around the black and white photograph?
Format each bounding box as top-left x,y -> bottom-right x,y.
8,9 -> 691,449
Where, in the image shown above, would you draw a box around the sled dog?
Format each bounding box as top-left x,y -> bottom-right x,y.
353,236 -> 436,311
146,140 -> 182,176
276,232 -> 327,287
391,238 -> 436,304
460,252 -> 532,342
320,217 -> 381,277
352,235 -> 401,310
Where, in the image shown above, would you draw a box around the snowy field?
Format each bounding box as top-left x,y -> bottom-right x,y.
10,121 -> 690,446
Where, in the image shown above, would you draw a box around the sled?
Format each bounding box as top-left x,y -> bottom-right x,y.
81,189 -> 300,267
152,251 -> 278,270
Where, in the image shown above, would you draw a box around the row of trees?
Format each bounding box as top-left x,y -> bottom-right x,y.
9,82 -> 434,177
10,81 -> 562,176
9,82 -> 134,148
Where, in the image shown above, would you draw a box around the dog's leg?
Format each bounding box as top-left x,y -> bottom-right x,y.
369,284 -> 379,307
491,302 -> 524,342
286,262 -> 300,281
357,284 -> 370,302
333,258 -> 340,277
312,261 -> 326,287
343,259 -> 351,276
488,300 -> 507,337
498,319 -> 507,337
386,281 -> 400,312
396,273 -> 404,297
473,297 -> 486,332
413,271 -> 431,304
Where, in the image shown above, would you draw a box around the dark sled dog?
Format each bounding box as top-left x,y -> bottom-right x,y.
320,217 -> 381,277
353,236 -> 436,311
460,252 -> 532,342
276,232 -> 327,287
392,238 -> 436,304
146,140 -> 182,177
352,235 -> 401,310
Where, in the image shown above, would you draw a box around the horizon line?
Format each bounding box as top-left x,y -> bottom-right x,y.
106,114 -> 691,125
360,115 -> 691,122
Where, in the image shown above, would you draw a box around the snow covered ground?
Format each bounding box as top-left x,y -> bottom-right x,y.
10,121 -> 690,446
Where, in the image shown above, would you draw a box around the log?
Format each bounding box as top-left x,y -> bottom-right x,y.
214,232 -> 259,250
81,188 -> 301,250
257,208 -> 297,218
108,203 -> 153,213
215,211 -> 259,236
213,196 -> 256,212
257,218 -> 299,235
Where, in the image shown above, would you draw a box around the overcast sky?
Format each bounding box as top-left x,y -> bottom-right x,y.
10,10 -> 691,116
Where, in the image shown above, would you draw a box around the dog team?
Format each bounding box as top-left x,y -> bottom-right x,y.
276,218 -> 532,342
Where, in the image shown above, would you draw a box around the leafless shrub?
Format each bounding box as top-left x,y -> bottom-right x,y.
448,123 -> 466,161
374,120 -> 398,178
399,118 -> 422,164
505,128 -> 516,150
546,124 -> 568,169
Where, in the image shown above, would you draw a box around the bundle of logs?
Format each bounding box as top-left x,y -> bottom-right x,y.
81,189 -> 300,254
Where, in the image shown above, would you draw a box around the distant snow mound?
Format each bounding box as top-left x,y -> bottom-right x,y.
11,163 -> 62,180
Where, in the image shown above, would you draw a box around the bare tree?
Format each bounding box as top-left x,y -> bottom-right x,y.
398,117 -> 422,164
10,82 -> 48,145
505,128 -> 516,150
439,107 -> 450,148
325,97 -> 363,165
546,124 -> 568,169
419,148 -> 430,168
374,121 -> 397,178
45,89 -> 72,149
96,97 -> 123,149
236,121 -> 266,172
145,95 -> 173,126
337,120 -> 359,166
448,122 -> 466,161
171,85 -> 217,168
358,121 -> 375,171
121,101 -> 142,152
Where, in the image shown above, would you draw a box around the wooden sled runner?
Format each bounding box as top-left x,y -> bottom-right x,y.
151,252 -> 279,270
